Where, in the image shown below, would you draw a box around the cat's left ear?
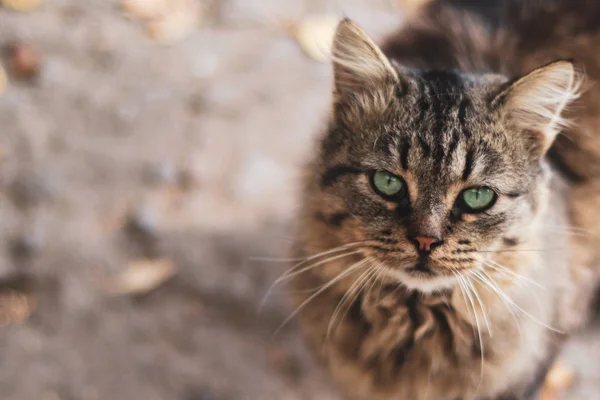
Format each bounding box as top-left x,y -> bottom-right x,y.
331,19 -> 399,117
494,60 -> 582,154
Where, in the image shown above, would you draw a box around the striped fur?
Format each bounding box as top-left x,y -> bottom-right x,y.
291,2 -> 600,400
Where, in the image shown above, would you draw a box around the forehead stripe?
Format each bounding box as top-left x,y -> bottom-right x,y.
445,96 -> 470,165
400,138 -> 410,170
445,125 -> 461,165
417,135 -> 431,157
414,78 -> 430,127
462,148 -> 475,181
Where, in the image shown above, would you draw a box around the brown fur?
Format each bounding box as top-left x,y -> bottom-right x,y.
289,1 -> 600,399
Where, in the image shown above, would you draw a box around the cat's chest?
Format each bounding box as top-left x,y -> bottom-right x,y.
327,285 -> 551,399
356,287 -> 483,373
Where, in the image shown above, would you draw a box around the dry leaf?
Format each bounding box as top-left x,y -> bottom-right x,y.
1,0 -> 40,12
109,258 -> 177,296
121,0 -> 202,43
0,65 -> 7,96
0,289 -> 35,326
291,15 -> 339,63
539,387 -> 555,400
540,360 -> 576,400
546,360 -> 575,390
7,42 -> 41,80
396,0 -> 432,12
121,0 -> 166,20
146,9 -> 200,44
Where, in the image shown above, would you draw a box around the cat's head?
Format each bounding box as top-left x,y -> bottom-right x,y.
311,20 -> 582,293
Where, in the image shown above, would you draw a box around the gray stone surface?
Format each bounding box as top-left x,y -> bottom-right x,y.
0,1 -> 596,399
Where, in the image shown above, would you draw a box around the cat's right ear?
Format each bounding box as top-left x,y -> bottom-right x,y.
331,20 -> 399,120
493,61 -> 582,155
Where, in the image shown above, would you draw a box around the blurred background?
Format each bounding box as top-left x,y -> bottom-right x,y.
0,0 -> 598,399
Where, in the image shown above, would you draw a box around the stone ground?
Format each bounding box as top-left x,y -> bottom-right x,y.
0,1 -> 597,399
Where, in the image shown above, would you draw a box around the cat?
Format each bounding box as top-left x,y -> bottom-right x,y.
288,1 -> 600,399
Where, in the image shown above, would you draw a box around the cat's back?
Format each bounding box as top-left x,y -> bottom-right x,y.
384,0 -> 600,181
385,0 -> 600,73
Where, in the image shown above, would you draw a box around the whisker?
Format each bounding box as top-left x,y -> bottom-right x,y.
250,241 -> 365,264
469,270 -> 563,334
273,250 -> 363,285
288,260 -> 372,296
484,260 -> 547,291
248,256 -> 307,263
271,258 -> 369,339
483,263 -> 523,287
456,273 -> 485,393
484,263 -> 545,315
540,223 -> 592,234
326,258 -> 375,339
333,262 -> 381,336
366,261 -> 383,301
473,268 -> 524,338
463,277 -> 492,337
453,272 -> 478,340
473,248 -> 564,254
541,229 -> 591,238
372,261 -> 387,303
259,249 -> 362,310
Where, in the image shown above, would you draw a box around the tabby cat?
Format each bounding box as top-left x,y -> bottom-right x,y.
289,1 -> 600,399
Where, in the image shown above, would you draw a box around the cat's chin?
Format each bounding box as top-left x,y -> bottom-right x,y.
382,267 -> 459,294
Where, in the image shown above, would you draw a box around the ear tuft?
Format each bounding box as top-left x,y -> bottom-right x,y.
331,20 -> 399,103
496,60 -> 583,152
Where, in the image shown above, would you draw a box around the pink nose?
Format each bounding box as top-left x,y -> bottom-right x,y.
414,236 -> 442,252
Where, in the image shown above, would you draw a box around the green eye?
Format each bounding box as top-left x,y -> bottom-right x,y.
461,187 -> 497,212
371,170 -> 406,198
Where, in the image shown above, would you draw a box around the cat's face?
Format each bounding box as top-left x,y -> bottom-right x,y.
311,20 -> 580,292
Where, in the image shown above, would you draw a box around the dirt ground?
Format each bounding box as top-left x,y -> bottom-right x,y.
0,1 -> 598,399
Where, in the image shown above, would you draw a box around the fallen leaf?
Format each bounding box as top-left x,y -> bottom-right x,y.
121,0 -> 166,20
0,275 -> 35,326
7,41 -> 41,80
396,0 -> 432,12
108,258 -> 177,296
121,0 -> 202,44
147,7 -> 201,43
539,388 -> 554,400
291,15 -> 339,63
0,292 -> 34,325
1,0 -> 40,12
0,64 -> 7,95
540,360 -> 576,400
546,360 -> 575,390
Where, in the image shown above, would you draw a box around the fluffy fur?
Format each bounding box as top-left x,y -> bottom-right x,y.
496,61 -> 582,152
289,1 -> 600,399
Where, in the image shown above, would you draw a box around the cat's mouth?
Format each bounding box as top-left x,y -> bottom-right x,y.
378,260 -> 460,293
405,260 -> 435,276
